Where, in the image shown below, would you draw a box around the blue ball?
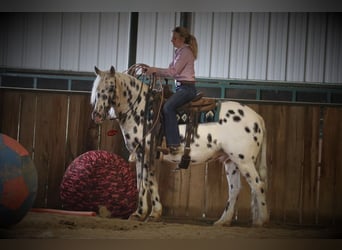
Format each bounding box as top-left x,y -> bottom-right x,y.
0,134 -> 38,227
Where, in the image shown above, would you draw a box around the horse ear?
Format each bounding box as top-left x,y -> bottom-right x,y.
110,66 -> 116,76
94,66 -> 100,75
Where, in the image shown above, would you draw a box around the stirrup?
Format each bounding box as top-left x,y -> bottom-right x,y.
178,155 -> 191,169
156,146 -> 180,155
156,146 -> 170,155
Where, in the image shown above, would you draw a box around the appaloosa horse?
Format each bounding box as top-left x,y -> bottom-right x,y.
90,65 -> 269,226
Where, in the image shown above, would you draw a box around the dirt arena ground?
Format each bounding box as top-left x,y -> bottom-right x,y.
1,211 -> 341,239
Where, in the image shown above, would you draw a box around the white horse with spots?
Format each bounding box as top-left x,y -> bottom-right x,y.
91,66 -> 269,226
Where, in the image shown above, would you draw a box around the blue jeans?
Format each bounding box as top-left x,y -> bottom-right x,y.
162,84 -> 197,147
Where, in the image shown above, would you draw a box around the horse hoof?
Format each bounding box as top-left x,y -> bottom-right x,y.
129,214 -> 144,221
147,216 -> 162,222
252,221 -> 265,227
213,221 -> 231,227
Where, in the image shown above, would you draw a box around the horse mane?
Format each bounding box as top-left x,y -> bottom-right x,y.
90,75 -> 101,105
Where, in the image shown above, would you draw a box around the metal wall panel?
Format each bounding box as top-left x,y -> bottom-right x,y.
267,13 -> 289,81
2,12 -> 130,73
22,13 -> 43,69
41,13 -> 62,70
324,13 -> 342,83
136,12 -> 179,68
136,13 -> 157,66
115,13 -> 131,72
248,13 -> 269,80
0,15 -> 9,67
286,13 -> 307,82
305,13 -> 327,83
154,13 -> 179,68
192,12 -> 341,84
98,13 -> 130,71
98,13 -> 119,70
97,13 -> 130,72
60,13 -> 81,71
5,13 -> 25,68
78,13 -> 100,72
193,13 -> 213,77
210,13 -> 232,78
1,12 -> 341,84
229,13 -> 250,79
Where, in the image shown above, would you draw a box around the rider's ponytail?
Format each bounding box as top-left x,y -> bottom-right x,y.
173,26 -> 198,60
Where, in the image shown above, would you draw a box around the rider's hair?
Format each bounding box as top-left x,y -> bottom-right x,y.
173,26 -> 198,60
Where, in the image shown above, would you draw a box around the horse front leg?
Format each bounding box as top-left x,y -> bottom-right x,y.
129,161 -> 149,221
146,162 -> 163,222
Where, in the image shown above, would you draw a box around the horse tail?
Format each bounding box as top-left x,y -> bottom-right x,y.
257,117 -> 268,190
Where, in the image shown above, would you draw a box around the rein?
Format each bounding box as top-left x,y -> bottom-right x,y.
122,64 -> 165,193
121,64 -> 165,154
125,64 -> 164,139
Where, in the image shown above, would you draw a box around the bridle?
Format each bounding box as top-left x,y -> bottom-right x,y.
108,64 -> 147,122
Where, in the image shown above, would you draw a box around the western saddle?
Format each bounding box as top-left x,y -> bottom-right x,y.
156,84 -> 216,169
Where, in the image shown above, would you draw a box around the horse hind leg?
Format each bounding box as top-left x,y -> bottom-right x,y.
238,161 -> 269,226
214,161 -> 241,226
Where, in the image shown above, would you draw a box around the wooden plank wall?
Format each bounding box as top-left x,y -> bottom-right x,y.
0,89 -> 126,208
1,89 -> 341,226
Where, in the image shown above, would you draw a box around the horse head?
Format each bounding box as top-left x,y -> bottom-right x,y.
91,66 -> 117,124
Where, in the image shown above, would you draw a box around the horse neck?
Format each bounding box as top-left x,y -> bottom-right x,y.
115,73 -> 149,128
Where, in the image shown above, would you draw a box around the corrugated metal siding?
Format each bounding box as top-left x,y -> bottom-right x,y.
1,12 -> 341,84
286,13 -> 307,82
22,13 -> 43,69
248,13 -> 269,80
136,13 -> 157,65
102,13 -> 130,72
305,13 -> 327,83
0,16 -> 6,67
265,12 -> 289,81
154,13 -> 180,68
193,13 -> 213,77
192,12 -> 341,83
60,13 -> 81,71
5,13 -> 25,68
210,13 -> 232,78
136,12 -> 180,68
229,13 -> 250,79
78,13 -> 100,71
325,13 -> 342,83
78,13 -> 131,72
1,12 -> 131,72
41,13 -> 62,70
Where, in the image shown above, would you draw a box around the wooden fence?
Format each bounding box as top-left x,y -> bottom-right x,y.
1,89 -> 341,226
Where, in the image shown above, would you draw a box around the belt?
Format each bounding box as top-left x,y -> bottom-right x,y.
175,81 -> 195,86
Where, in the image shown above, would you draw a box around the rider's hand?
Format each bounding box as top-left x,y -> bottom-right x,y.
144,67 -> 157,75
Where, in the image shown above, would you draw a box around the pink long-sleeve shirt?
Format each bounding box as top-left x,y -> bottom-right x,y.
155,45 -> 195,82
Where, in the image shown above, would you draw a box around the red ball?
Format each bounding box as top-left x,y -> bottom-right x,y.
0,134 -> 37,227
60,150 -> 138,218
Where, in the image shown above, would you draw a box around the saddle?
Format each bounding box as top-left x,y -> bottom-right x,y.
157,85 -> 216,169
180,92 -> 216,112
163,84 -> 216,112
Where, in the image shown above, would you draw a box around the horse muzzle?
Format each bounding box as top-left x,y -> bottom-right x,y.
92,111 -> 105,124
